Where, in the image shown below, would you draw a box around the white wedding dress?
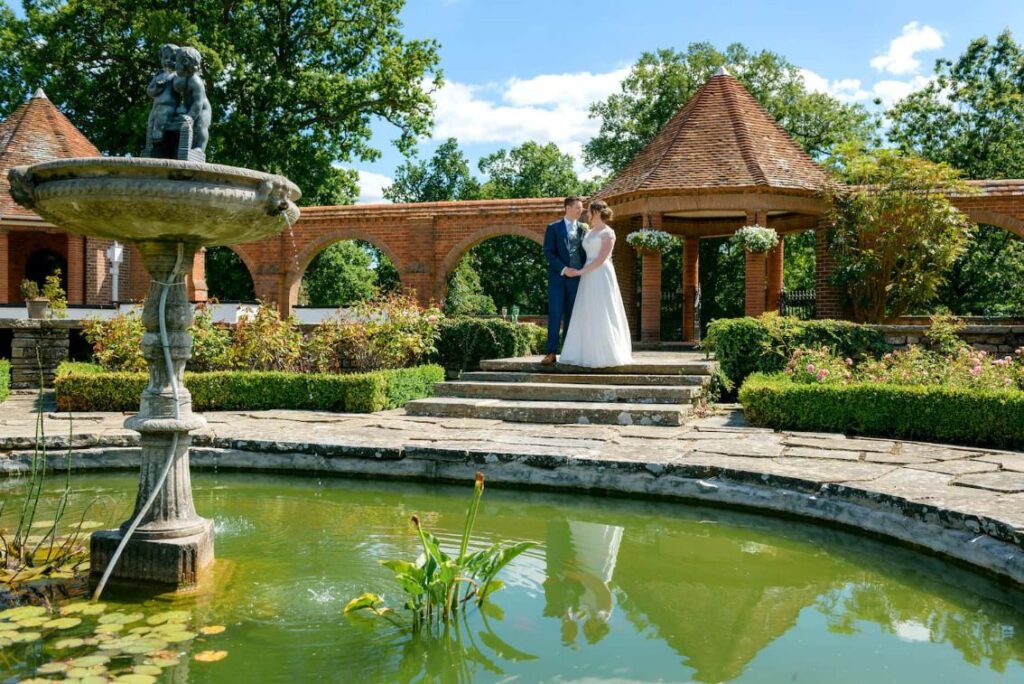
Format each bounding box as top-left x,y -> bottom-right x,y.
558,227 -> 633,367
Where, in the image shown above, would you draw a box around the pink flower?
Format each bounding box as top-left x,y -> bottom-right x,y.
970,366 -> 982,377
806,364 -> 816,373
816,369 -> 829,382
845,358 -> 854,366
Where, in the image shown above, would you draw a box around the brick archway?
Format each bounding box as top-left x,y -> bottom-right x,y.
284,229 -> 406,308
435,225 -> 544,303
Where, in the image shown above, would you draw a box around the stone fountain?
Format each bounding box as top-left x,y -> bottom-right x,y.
7,45 -> 300,590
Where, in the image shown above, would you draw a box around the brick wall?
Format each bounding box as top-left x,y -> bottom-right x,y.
815,221 -> 844,319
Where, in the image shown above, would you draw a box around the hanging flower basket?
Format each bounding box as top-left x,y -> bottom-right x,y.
733,225 -> 779,253
626,229 -> 678,253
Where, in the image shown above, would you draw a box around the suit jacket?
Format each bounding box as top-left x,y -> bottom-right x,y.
543,219 -> 585,279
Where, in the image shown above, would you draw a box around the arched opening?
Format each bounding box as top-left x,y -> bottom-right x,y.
205,246 -> 256,302
443,234 -> 546,316
24,248 -> 68,295
939,223 -> 1024,317
298,239 -> 400,307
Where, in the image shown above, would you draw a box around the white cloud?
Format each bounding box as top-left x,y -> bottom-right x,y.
870,22 -> 943,75
430,67 -> 628,177
354,170 -> 393,204
798,68 -> 870,102
872,75 -> 933,106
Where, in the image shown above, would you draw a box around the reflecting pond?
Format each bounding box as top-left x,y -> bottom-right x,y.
3,472 -> 1024,683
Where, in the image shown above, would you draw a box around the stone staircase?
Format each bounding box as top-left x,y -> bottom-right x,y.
405,352 -> 716,426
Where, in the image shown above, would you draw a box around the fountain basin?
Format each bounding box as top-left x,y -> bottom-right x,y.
7,156 -> 300,246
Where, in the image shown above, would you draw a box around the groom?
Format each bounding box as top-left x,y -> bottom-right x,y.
541,196 -> 586,365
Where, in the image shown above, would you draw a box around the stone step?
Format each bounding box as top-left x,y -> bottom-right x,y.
434,381 -> 700,404
460,371 -> 709,386
480,353 -> 715,376
405,397 -> 691,426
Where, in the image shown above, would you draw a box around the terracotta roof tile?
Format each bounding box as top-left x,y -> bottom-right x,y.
0,89 -> 100,220
597,69 -> 831,202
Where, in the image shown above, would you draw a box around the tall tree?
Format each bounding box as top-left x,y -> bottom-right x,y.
585,43 -> 877,174
205,247 -> 256,301
384,137 -> 481,202
2,0 -> 442,205
887,30 -> 1024,316
478,141 -> 601,199
301,240 -> 384,307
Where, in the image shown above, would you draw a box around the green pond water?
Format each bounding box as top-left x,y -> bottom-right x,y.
3,471 -> 1024,683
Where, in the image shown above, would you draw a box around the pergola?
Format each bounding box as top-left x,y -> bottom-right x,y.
596,67 -> 832,342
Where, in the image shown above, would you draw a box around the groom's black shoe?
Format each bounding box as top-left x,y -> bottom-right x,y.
541,353 -> 557,366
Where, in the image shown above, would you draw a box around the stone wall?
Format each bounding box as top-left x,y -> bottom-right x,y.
874,325 -> 1024,354
9,320 -> 72,388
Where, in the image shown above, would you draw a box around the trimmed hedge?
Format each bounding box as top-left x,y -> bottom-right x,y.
435,317 -> 546,372
55,364 -> 444,414
0,359 -> 9,403
739,372 -> 1024,449
704,316 -> 889,387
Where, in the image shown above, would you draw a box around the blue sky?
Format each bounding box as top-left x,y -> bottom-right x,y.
9,1 -> 1024,202
349,0 -> 1024,202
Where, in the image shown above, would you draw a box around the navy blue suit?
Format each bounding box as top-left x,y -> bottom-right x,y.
543,219 -> 584,354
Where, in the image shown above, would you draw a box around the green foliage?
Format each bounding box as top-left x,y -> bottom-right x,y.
783,230 -> 817,292
189,303 -> 233,372
384,137 -> 482,202
825,147 -> 975,322
301,240 -> 383,307
478,142 -> 601,199
0,359 -> 9,404
54,363 -> 443,413
625,230 -> 678,253
740,372 -> 1024,449
732,226 -> 779,254
435,318 -> 546,372
887,30 -> 1024,318
345,473 -> 536,631
204,247 -> 255,301
304,294 -> 442,372
18,279 -> 39,300
444,258 -> 497,316
82,311 -> 147,372
230,305 -> 305,371
702,315 -> 889,387
0,0 -> 441,205
467,236 -> 547,314
923,314 -> 970,356
698,237 -> 745,330
585,43 -> 877,173
42,269 -> 67,318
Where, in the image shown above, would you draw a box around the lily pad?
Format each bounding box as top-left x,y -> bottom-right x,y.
121,638 -> 169,655
194,650 -> 229,662
132,665 -> 163,676
67,664 -> 108,678
36,661 -> 70,674
145,610 -> 190,625
11,630 -> 43,643
15,616 -> 50,628
162,630 -> 196,643
144,651 -> 180,668
94,622 -> 124,634
0,629 -> 20,639
98,611 -> 144,625
199,624 -> 226,635
114,674 -> 157,684
69,655 -> 111,668
128,626 -> 153,635
54,637 -> 87,649
60,602 -> 96,616
43,617 -> 82,630
76,676 -> 109,684
0,605 -> 47,620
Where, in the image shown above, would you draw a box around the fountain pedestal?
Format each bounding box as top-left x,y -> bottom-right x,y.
90,241 -> 213,589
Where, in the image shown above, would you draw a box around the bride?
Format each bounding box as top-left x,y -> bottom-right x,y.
558,200 -> 633,367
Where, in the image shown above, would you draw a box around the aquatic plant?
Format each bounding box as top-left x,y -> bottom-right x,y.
345,472 -> 535,631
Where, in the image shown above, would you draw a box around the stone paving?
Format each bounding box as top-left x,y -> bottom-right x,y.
3,391 -> 1024,583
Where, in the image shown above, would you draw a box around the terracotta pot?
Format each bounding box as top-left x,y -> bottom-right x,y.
26,298 -> 50,319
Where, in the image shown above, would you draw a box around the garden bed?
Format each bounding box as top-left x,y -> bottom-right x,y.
55,362 -> 444,413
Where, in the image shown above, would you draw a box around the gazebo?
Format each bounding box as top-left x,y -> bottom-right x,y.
596,67 -> 833,343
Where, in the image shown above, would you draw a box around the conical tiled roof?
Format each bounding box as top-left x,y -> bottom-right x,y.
596,68 -> 830,202
0,89 -> 100,219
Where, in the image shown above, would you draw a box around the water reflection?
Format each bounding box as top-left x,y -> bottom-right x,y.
543,519 -> 622,646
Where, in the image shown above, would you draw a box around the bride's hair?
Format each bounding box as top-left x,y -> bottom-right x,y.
589,200 -> 614,222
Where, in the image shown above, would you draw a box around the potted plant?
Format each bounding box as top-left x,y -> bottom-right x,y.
19,279 -> 49,319
42,270 -> 68,319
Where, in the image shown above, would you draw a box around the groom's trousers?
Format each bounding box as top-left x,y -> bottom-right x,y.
546,275 -> 580,354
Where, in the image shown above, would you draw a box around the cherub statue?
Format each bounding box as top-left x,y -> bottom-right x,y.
141,43 -> 179,158
173,46 -> 211,160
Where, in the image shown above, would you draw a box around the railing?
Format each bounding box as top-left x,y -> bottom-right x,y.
779,289 -> 816,320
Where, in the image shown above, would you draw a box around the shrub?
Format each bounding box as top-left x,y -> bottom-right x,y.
54,364 -> 444,413
0,359 -> 10,403
784,347 -> 852,385
43,269 -> 68,318
83,311 -> 146,372
703,314 -> 889,387
189,302 -> 233,372
435,317 -> 546,372
305,294 -> 442,373
740,372 -> 1024,449
230,303 -> 304,371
